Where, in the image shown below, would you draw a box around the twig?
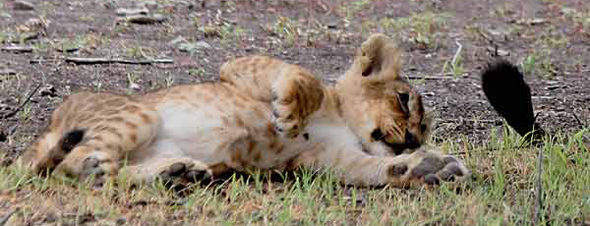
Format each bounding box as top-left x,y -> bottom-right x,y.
406,75 -> 457,80
64,57 -> 173,65
452,40 -> 463,67
448,145 -> 532,156
0,83 -> 42,119
29,58 -> 59,64
403,72 -> 471,80
436,118 -> 501,123
533,144 -> 544,225
476,29 -> 493,43
0,208 -> 17,226
571,112 -> 585,128
1,46 -> 33,53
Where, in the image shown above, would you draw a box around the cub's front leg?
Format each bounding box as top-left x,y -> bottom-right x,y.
271,69 -> 325,138
295,147 -> 470,187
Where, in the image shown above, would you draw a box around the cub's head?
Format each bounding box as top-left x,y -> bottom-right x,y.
335,34 -> 432,156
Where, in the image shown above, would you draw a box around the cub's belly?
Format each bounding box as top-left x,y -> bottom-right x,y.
149,101 -> 314,171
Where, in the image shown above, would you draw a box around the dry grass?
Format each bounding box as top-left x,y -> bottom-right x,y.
0,127 -> 588,225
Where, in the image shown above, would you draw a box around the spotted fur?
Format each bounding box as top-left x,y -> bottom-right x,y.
18,34 -> 469,188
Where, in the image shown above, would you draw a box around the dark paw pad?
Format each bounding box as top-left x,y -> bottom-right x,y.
166,162 -> 186,177
437,163 -> 464,182
410,156 -> 445,178
443,156 -> 458,164
83,157 -> 100,169
185,169 -> 210,182
388,164 -> 408,177
159,162 -> 211,189
424,174 -> 440,185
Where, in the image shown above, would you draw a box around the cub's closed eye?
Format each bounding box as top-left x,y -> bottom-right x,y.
371,129 -> 384,141
398,93 -> 409,113
421,124 -> 428,132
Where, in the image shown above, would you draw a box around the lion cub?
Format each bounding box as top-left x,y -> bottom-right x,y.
19,34 -> 469,188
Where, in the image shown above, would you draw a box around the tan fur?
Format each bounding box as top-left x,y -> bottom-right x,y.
18,34 -> 469,187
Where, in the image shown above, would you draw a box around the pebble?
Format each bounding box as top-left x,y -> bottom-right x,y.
115,217 -> 126,225
116,8 -> 149,16
0,69 -> 16,76
125,14 -> 166,24
13,0 -> 35,11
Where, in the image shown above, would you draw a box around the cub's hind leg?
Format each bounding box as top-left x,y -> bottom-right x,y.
220,56 -> 325,138
19,92 -> 160,186
271,69 -> 325,138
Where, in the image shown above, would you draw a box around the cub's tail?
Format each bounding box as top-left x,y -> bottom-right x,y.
481,59 -> 545,143
18,129 -> 85,174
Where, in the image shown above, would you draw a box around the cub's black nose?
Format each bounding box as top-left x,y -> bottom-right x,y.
405,130 -> 413,144
405,130 -> 420,149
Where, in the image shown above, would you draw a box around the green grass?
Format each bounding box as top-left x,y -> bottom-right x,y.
379,11 -> 451,50
1,127 -> 588,225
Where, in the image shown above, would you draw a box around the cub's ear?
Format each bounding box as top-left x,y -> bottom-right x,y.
357,34 -> 402,80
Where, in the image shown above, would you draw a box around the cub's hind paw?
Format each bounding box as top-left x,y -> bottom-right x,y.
271,72 -> 324,139
55,151 -> 118,188
271,101 -> 307,139
157,159 -> 212,190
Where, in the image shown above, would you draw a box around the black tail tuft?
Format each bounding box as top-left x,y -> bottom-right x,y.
59,129 -> 85,153
481,59 -> 544,141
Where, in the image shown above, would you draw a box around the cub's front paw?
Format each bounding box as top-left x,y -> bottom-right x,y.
388,152 -> 470,187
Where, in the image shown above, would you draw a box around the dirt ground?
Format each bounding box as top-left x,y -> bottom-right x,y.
0,0 -> 588,161
0,0 -> 589,225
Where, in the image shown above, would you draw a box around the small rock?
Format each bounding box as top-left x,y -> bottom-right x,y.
177,41 -> 211,53
486,46 -> 509,56
125,14 -> 166,24
44,212 -> 57,223
170,0 -> 194,9
12,0 -> 35,11
137,1 -> 158,9
423,91 -> 435,97
516,18 -> 548,25
545,80 -> 559,85
115,217 -> 126,225
39,85 -> 58,97
116,8 -> 149,16
194,41 -> 211,49
103,0 -> 117,9
129,82 -> 141,90
0,69 -> 16,76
